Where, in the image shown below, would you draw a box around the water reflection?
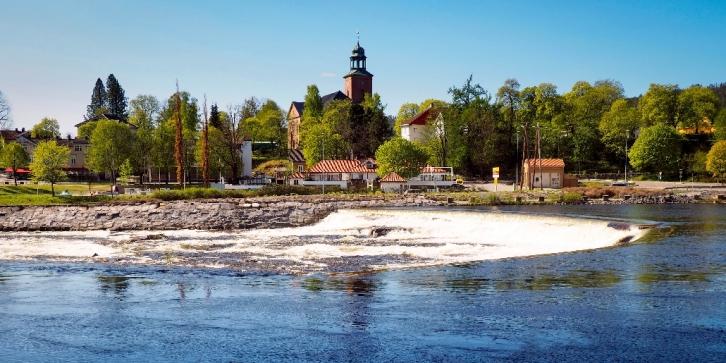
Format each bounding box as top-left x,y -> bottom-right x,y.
407,270 -> 622,292
97,275 -> 130,298
301,275 -> 378,296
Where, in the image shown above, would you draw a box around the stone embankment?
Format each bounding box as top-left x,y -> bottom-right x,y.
0,196 -> 443,231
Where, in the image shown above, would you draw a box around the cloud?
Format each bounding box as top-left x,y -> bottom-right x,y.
320,72 -> 337,78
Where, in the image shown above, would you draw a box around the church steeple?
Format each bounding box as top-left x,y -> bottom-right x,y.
344,35 -> 373,104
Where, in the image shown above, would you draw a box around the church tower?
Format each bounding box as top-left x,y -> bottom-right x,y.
343,41 -> 373,104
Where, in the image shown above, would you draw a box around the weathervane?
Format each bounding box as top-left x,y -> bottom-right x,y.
356,31 -> 360,43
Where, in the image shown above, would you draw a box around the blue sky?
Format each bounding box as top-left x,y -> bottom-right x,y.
1,0 -> 725,134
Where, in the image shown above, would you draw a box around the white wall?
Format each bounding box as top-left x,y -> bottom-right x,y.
240,141 -> 252,177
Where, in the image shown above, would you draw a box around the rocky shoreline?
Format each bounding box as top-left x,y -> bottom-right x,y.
0,193 -> 721,232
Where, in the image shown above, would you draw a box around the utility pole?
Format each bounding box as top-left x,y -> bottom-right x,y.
537,123 -> 543,191
515,129 -> 519,191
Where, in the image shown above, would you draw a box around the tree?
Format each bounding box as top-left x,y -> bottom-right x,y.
677,85 -> 719,133
639,84 -> 679,127
0,142 -> 29,185
128,95 -> 160,128
706,141 -> 726,181
85,78 -> 107,120
363,93 -> 393,156
375,137 -> 429,179
87,120 -> 135,187
29,140 -> 69,196
0,90 -> 11,129
173,89 -> 184,185
31,118 -> 61,139
393,103 -> 420,135
151,119 -> 175,183
209,103 -> 222,129
77,121 -> 98,140
715,109 -> 726,140
628,124 -> 682,174
301,122 -> 348,166
302,85 -> 323,121
215,105 -> 246,182
599,99 -> 640,158
118,159 -> 134,185
106,74 -> 128,121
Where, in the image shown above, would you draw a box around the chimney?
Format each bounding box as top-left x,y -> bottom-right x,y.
21,127 -> 25,132
15,128 -> 18,132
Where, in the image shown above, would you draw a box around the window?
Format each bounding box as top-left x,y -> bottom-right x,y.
297,165 -> 304,173
293,180 -> 299,185
71,158 -> 76,166
74,145 -> 82,151
535,177 -> 540,182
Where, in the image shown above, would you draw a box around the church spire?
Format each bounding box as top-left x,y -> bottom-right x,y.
343,35 -> 373,104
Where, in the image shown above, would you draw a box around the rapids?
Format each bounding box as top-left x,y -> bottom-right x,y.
0,208 -> 648,273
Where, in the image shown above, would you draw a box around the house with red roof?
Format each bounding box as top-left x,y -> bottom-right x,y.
400,105 -> 444,143
522,158 -> 565,189
288,159 -> 378,190
379,172 -> 407,192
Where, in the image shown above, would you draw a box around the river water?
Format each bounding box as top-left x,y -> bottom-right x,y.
0,204 -> 724,362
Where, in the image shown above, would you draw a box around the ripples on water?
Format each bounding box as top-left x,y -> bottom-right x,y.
0,204 -> 724,362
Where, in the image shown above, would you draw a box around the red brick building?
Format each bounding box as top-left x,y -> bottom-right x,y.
287,41 -> 374,152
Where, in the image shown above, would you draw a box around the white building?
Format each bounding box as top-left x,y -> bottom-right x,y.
400,105 -> 444,143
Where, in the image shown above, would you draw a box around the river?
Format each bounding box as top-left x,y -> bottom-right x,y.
0,204 -> 724,361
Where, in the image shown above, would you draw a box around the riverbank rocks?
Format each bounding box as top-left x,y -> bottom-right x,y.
0,196 -> 442,232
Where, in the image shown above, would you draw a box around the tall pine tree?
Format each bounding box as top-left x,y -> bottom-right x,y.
209,103 -> 221,129
106,74 -> 128,121
85,78 -> 107,120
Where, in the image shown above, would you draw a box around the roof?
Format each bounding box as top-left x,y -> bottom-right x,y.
74,117 -> 138,129
289,91 -> 349,118
402,106 -> 438,126
0,129 -> 25,141
524,158 -> 565,168
344,69 -> 374,78
288,149 -> 305,163
289,172 -> 305,179
309,159 -> 377,173
380,172 -> 406,182
421,166 -> 449,173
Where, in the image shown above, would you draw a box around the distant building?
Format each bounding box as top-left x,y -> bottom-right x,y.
287,40 -> 374,156
400,105 -> 443,143
522,158 -> 565,189
379,172 -> 407,193
0,128 -> 91,179
287,159 -> 377,190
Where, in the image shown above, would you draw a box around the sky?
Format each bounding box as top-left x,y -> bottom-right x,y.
1,0 -> 725,135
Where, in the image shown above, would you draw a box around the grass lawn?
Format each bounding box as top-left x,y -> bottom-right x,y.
0,183 -> 114,206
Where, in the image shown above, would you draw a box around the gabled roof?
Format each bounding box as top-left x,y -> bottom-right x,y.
288,149 -> 305,163
524,158 -> 565,168
0,129 -> 25,142
289,91 -> 349,118
402,106 -> 439,126
309,159 -> 377,173
380,172 -> 406,182
75,116 -> 137,129
289,172 -> 305,179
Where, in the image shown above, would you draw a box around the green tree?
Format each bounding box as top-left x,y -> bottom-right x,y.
118,158 -> 133,185
706,140 -> 726,180
301,122 -> 348,166
128,94 -> 160,128
0,142 -> 30,185
363,93 -> 393,156
85,78 -> 107,120
106,74 -> 128,121
628,124 -> 682,174
31,117 -> 61,139
29,140 -> 69,196
714,109 -> 726,140
87,120 -> 135,186
303,85 -> 323,121
151,119 -> 175,183
639,84 -> 679,127
676,85 -> 719,133
77,121 -> 98,139
599,99 -> 640,158
375,137 -> 429,179
393,103 -> 420,136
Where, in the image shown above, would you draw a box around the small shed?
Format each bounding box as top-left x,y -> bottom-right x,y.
523,158 -> 565,189
380,172 -> 407,193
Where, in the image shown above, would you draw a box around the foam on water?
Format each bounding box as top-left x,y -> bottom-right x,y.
0,209 -> 647,271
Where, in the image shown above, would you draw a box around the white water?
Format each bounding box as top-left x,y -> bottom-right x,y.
0,209 -> 647,271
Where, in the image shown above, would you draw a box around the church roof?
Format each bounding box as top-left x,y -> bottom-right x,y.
289,91 -> 349,117
343,69 -> 373,78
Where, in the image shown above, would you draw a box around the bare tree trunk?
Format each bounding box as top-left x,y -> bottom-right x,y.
202,95 -> 210,187
174,81 -> 185,188
51,182 -> 55,197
